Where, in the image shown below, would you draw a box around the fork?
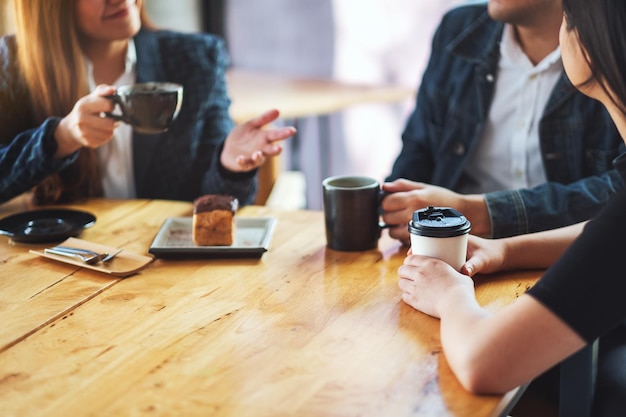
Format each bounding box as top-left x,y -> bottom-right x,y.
101,248 -> 124,262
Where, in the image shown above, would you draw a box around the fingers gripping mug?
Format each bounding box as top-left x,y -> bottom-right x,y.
408,206 -> 471,271
322,175 -> 387,251
104,82 -> 183,134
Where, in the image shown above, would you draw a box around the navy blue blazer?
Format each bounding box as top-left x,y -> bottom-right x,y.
0,28 -> 256,205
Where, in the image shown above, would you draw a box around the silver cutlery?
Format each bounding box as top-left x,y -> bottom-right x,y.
44,246 -> 124,264
44,247 -> 102,264
101,248 -> 124,262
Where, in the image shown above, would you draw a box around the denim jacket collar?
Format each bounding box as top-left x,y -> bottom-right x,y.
447,9 -> 576,119
447,9 -> 503,68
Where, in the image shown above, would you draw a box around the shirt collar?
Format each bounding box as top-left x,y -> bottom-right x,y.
500,24 -> 561,73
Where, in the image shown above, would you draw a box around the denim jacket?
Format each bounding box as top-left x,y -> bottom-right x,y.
387,5 -> 625,238
0,29 -> 256,205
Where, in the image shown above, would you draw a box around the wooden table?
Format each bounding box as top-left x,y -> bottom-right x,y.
0,197 -> 541,417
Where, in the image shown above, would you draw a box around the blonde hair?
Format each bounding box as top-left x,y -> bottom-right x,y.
13,0 -> 98,203
15,0 -> 88,120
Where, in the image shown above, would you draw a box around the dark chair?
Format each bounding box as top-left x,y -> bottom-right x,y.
559,339 -> 599,417
508,339 -> 598,417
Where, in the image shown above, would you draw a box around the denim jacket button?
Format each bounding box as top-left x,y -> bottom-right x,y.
486,74 -> 495,83
452,142 -> 466,155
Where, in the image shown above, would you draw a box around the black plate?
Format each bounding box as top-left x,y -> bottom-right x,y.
0,209 -> 96,243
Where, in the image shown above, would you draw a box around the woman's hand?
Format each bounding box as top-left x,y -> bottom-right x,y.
220,108 -> 296,172
461,222 -> 584,276
461,235 -> 508,277
54,84 -> 120,159
398,254 -> 475,318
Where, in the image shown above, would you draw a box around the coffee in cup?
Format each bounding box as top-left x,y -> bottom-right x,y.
408,206 -> 471,270
322,175 -> 387,251
105,82 -> 183,134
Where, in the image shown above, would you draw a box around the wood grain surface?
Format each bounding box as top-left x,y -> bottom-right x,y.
0,197 -> 541,417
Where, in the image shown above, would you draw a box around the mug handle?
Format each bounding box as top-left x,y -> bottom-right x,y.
102,93 -> 126,122
378,189 -> 397,231
378,190 -> 396,230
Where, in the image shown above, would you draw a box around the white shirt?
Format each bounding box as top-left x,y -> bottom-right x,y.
86,40 -> 137,199
460,24 -> 563,194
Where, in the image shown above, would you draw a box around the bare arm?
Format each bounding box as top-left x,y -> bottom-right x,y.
462,222 -> 586,276
398,255 -> 586,393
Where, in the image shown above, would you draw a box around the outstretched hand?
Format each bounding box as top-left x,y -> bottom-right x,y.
220,109 -> 296,172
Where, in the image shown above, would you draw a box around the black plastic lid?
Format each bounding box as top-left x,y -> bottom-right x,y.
408,206 -> 471,238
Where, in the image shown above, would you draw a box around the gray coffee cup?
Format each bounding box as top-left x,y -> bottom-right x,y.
322,175 -> 387,251
408,206 -> 471,270
105,82 -> 183,134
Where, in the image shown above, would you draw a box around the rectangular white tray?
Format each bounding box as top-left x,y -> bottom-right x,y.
149,217 -> 276,259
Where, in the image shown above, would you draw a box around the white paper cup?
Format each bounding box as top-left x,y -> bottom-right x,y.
408,206 -> 471,271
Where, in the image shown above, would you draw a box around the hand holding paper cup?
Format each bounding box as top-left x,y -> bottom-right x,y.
408,206 -> 471,271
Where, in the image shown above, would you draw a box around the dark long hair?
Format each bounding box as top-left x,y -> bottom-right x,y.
562,0 -> 626,117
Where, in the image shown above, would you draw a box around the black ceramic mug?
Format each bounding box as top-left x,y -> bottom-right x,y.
104,82 -> 183,134
322,175 -> 388,251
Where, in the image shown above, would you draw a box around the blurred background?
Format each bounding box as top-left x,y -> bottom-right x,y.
0,0 -> 464,209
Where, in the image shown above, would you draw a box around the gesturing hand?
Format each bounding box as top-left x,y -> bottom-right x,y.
220,108 -> 297,172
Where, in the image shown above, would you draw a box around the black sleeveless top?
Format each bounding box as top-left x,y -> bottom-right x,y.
528,152 -> 626,342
